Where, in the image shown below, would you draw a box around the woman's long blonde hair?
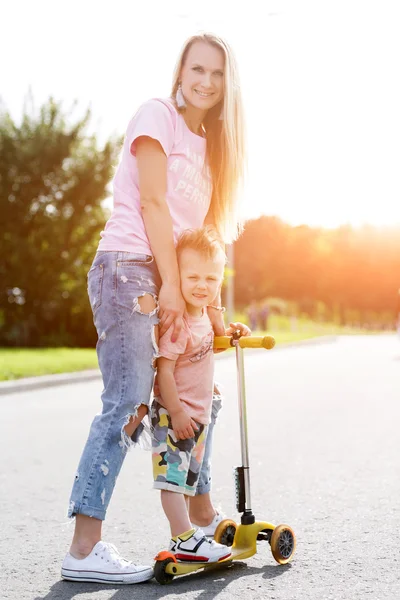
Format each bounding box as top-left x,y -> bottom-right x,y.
171,33 -> 246,243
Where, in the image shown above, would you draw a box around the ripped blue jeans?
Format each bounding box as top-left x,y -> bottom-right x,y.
68,251 -> 222,520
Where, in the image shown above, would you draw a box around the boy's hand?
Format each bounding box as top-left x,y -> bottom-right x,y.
214,321 -> 251,353
225,321 -> 252,337
170,409 -> 199,440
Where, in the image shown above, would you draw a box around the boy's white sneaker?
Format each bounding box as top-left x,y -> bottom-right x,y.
169,528 -> 231,563
191,512 -> 225,537
61,541 -> 153,584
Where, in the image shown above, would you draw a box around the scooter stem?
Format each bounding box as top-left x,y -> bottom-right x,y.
235,343 -> 252,514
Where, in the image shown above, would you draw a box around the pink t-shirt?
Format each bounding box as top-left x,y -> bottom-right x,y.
154,311 -> 214,425
98,98 -> 212,253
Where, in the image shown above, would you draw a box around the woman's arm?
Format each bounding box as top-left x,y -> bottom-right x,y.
136,136 -> 185,340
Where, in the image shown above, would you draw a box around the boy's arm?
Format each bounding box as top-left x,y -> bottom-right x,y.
207,288 -> 226,339
204,211 -> 226,336
157,357 -> 199,440
157,357 -> 181,415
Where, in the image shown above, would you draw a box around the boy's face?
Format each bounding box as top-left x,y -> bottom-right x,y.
179,248 -> 225,312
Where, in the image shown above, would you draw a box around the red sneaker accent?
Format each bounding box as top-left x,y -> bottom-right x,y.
175,554 -> 210,562
218,553 -> 232,561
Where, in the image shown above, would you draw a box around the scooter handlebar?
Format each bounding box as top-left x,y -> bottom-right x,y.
214,335 -> 276,350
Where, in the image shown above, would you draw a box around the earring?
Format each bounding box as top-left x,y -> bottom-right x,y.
176,84 -> 186,109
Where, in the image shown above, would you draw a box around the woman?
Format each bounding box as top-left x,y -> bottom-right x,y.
61,32 -> 246,584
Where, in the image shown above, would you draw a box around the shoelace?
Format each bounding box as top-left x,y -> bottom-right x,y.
96,542 -> 132,569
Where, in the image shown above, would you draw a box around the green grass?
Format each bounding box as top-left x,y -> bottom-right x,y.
0,348 -> 99,381
261,331 -> 326,344
233,312 -> 385,337
0,319 -> 387,381
1,334 -> 319,381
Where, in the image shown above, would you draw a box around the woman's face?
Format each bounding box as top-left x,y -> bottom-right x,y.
180,41 -> 225,112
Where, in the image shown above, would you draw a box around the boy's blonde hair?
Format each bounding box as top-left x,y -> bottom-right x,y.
176,226 -> 226,263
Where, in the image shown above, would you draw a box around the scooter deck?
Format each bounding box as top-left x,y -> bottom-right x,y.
164,521 -> 275,576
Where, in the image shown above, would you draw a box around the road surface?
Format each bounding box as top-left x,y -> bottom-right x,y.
1,335 -> 399,599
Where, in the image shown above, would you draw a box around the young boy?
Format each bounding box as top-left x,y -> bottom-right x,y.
151,226 -> 250,563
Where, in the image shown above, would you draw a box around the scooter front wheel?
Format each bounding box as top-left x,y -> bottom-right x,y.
270,524 -> 296,564
154,553 -> 177,584
214,519 -> 237,547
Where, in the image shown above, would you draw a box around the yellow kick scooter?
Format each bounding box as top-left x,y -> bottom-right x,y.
153,332 -> 296,584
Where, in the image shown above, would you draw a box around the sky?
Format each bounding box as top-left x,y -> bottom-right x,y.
2,0 -> 400,229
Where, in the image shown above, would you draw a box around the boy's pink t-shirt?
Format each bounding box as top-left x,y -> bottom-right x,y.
154,311 -> 214,425
98,98 -> 212,253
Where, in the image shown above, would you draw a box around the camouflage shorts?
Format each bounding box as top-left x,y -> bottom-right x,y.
151,400 -> 208,496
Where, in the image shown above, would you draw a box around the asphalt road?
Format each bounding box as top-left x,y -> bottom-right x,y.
1,335 -> 399,600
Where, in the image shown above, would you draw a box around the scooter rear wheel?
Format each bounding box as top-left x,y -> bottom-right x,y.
214,519 -> 237,547
270,524 -> 296,564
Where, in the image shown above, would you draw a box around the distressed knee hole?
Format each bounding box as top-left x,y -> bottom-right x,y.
121,404 -> 149,448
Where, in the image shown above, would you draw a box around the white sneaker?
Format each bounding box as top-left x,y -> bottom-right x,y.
169,528 -> 231,563
191,512 -> 226,537
61,541 -> 153,584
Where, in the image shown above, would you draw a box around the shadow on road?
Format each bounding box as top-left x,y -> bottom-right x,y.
34,561 -> 291,600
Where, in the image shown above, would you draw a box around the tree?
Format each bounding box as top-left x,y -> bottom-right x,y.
0,97 -> 122,346
233,216 -> 400,326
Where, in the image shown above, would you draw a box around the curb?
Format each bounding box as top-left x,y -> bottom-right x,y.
0,335 -> 337,396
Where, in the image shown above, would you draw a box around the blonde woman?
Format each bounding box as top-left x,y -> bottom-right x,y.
61,32 -> 246,584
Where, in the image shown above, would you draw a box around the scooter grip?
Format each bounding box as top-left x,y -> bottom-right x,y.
213,336 -> 233,349
213,336 -> 275,350
239,336 -> 275,349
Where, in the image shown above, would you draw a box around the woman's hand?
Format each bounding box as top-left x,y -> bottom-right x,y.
158,282 -> 186,341
170,408 -> 199,440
